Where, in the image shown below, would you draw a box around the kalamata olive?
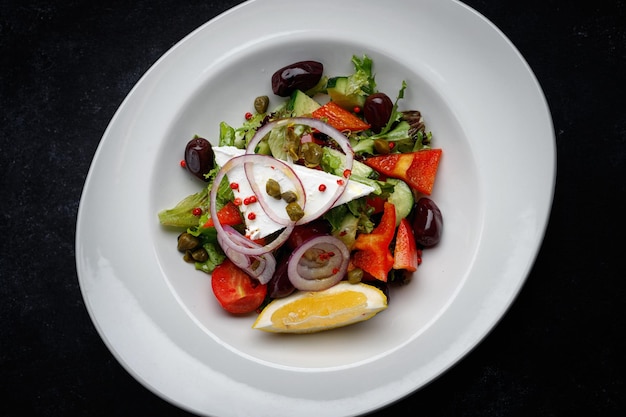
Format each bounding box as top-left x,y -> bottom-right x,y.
184,137 -> 214,181
267,253 -> 295,299
271,60 -> 324,97
412,197 -> 443,247
363,92 -> 393,133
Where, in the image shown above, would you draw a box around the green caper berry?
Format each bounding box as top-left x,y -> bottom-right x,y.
254,95 -> 269,113
177,232 -> 200,252
373,139 -> 391,154
301,142 -> 323,167
191,247 -> 209,262
285,202 -> 304,222
347,268 -> 364,284
285,127 -> 300,160
266,178 -> 282,199
281,190 -> 298,203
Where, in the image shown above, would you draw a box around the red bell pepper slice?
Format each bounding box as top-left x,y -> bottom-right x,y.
351,202 -> 396,282
393,218 -> 418,272
363,149 -> 442,195
311,101 -> 371,132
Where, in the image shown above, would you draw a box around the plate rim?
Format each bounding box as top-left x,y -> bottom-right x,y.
75,0 -> 556,415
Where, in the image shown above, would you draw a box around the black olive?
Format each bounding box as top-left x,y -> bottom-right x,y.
364,92 -> 393,133
411,197 -> 443,247
184,137 -> 214,181
271,61 -> 323,97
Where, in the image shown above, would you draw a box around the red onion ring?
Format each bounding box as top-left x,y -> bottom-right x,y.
243,154 -> 306,226
217,230 -> 276,284
210,118 -> 356,285
287,235 -> 350,291
209,154 -> 294,258
246,117 -> 355,225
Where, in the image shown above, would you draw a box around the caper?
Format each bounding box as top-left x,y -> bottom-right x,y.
285,126 -> 300,160
373,139 -> 391,155
281,190 -> 298,203
177,232 -> 200,252
347,268 -> 364,284
190,247 -> 209,262
300,142 -> 323,167
285,201 -> 304,222
266,178 -> 282,199
254,95 -> 269,113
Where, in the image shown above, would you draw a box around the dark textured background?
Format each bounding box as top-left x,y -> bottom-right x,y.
1,0 -> 625,416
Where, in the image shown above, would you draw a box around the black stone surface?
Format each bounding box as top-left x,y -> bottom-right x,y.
1,1 -> 624,416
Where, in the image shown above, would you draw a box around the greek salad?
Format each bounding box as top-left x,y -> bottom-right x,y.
158,55 -> 443,322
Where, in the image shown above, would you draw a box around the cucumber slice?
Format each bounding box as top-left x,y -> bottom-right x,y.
322,147 -> 376,179
327,76 -> 366,110
386,178 -> 414,226
287,90 -> 321,116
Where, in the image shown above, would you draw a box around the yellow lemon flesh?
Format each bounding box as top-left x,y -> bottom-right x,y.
252,282 -> 388,333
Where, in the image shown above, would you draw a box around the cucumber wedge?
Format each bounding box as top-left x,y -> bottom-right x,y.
287,90 -> 321,116
327,76 -> 366,110
386,178 -> 414,226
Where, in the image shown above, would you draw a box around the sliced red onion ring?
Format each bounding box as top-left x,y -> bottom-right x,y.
217,226 -> 276,284
287,235 -> 350,291
209,154 -> 295,257
246,117 -> 355,225
243,155 -> 306,226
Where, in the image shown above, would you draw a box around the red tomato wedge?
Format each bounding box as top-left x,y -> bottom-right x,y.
203,201 -> 243,228
363,149 -> 442,195
393,218 -> 419,272
211,259 -> 267,314
311,101 -> 371,132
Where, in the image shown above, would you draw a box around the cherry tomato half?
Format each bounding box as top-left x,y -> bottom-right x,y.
211,259 -> 267,314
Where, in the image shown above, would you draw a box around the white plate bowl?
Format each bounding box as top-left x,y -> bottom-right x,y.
76,0 -> 555,415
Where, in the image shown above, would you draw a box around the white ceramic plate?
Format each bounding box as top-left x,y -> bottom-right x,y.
76,0 -> 555,415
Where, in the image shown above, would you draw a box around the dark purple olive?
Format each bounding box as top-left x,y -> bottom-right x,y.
363,92 -> 393,133
271,60 -> 323,97
412,197 -> 443,247
267,253 -> 295,299
184,137 -> 214,181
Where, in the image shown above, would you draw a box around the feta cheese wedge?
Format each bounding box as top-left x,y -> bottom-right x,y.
213,146 -> 375,240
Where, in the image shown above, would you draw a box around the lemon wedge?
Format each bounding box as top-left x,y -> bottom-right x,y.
252,282 -> 388,333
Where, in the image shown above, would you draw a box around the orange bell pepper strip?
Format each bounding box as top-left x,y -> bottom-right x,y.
392,218 -> 418,272
202,201 -> 243,228
363,149 -> 442,195
351,202 -> 396,282
311,101 -> 371,132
